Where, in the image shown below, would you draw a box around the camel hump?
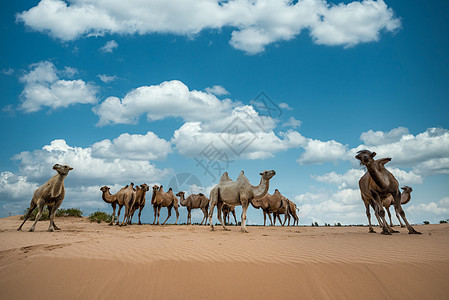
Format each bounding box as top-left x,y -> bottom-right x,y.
219,172 -> 232,183
377,157 -> 392,166
168,187 -> 172,191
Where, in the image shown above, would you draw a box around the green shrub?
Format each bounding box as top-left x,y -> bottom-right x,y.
439,220 -> 448,224
89,210 -> 113,223
56,208 -> 83,217
423,221 -> 430,225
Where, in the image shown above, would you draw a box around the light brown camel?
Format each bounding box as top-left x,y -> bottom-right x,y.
152,185 -> 179,225
274,198 -> 300,226
100,186 -> 119,225
252,189 -> 290,226
115,183 -> 136,226
129,183 -> 149,225
356,150 -> 420,235
18,164 -> 73,232
383,186 -> 413,228
209,170 -> 276,233
222,203 -> 237,225
176,191 -> 210,225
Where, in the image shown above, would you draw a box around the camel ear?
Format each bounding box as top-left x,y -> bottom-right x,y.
371,152 -> 377,158
69,167 -> 73,170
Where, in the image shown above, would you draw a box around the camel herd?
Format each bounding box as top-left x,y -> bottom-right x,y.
17,150 -> 420,235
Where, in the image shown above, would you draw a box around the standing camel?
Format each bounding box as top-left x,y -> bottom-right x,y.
273,198 -> 300,226
356,150 -> 420,235
129,183 -> 149,225
100,186 -> 119,225
176,191 -> 209,225
115,183 -> 136,226
209,170 -> 276,233
383,186 -> 413,228
252,189 -> 290,226
222,203 -> 237,225
152,185 -> 179,225
18,164 -> 73,232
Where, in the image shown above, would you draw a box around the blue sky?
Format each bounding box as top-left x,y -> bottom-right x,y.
1,0 -> 448,226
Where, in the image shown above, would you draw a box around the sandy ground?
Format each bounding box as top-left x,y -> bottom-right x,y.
0,216 -> 448,299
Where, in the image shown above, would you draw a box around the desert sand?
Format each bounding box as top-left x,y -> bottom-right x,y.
1,216 -> 448,300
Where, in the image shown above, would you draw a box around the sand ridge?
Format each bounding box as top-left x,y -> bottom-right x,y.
1,216 -> 448,299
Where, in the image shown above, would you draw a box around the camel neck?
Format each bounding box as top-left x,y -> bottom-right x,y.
365,162 -> 388,189
401,191 -> 411,205
102,190 -> 114,203
253,177 -> 269,200
51,173 -> 66,198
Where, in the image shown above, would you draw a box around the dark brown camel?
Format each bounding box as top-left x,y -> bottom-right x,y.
129,183 -> 149,225
152,185 -> 179,225
356,150 -> 420,235
222,203 -> 237,225
176,191 -> 210,225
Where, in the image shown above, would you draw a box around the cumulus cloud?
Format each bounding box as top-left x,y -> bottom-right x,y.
407,197 -> 449,217
99,40 -> 118,53
13,139 -> 170,186
17,0 -> 400,54
1,68 -> 14,75
205,85 -> 229,96
282,117 -> 302,128
352,127 -> 449,175
297,138 -> 348,164
19,61 -> 98,113
98,74 -> 117,83
92,131 -> 172,161
0,171 -> 38,199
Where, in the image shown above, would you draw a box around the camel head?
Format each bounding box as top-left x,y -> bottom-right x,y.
152,185 -> 160,194
401,186 -> 413,193
176,191 -> 185,198
140,183 -> 149,191
100,186 -> 110,193
53,164 -> 73,175
355,150 -> 376,166
259,170 -> 276,180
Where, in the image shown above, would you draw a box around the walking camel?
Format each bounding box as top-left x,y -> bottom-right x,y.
356,150 -> 420,235
222,203 -> 237,225
152,185 -> 179,225
176,191 -> 209,225
209,170 -> 276,233
18,164 -> 73,232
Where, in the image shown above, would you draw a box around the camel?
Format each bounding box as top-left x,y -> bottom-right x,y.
18,164 -> 73,232
251,189 -> 290,226
222,203 -> 237,225
274,198 -> 300,226
176,191 -> 209,225
114,183 -> 136,226
100,186 -> 119,225
383,186 -> 413,228
129,183 -> 149,225
152,185 -> 179,225
209,170 -> 276,233
356,150 -> 420,235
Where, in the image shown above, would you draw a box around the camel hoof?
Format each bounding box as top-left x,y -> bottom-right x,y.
369,230 -> 376,233
28,228 -> 35,232
17,227 -> 22,231
138,222 -> 142,225
391,230 -> 400,233
108,223 -> 113,226
48,228 -> 54,232
401,225 -> 406,228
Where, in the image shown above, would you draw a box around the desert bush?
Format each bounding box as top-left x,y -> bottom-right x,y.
89,210 -> 113,223
439,220 -> 447,224
423,221 -> 430,225
56,208 -> 83,217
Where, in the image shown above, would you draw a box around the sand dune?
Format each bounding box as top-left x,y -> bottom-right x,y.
1,216 -> 448,299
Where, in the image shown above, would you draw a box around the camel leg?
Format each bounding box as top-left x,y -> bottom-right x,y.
29,202 -> 45,232
263,211 -> 267,226
386,207 -> 394,227
152,205 -> 157,225
394,206 -> 405,227
120,203 -> 129,226
223,211 -> 228,226
138,207 -> 143,225
18,201 -> 37,231
281,213 -> 286,226
371,193 -> 391,235
156,206 -> 162,225
232,210 -> 237,225
200,208 -> 207,225
365,202 -> 376,233
116,205 -> 123,225
109,203 -> 116,226
216,202 -> 229,231
209,189 -> 219,231
240,199 -> 249,233
187,208 -> 191,225
47,205 -> 57,232
267,212 -> 273,226
162,206 -> 172,225
174,206 -> 179,225
392,191 -> 421,234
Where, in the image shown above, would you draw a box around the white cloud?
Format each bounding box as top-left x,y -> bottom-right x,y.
1,68 -> 14,75
298,138 -> 348,164
353,127 -> 449,175
407,197 -> 449,216
98,74 -> 117,83
92,131 -> 172,161
279,103 -> 293,110
13,139 -> 170,186
282,117 -> 301,128
19,61 -> 98,113
205,85 -> 229,96
17,0 -> 400,54
100,40 -> 118,53
0,171 -> 38,199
